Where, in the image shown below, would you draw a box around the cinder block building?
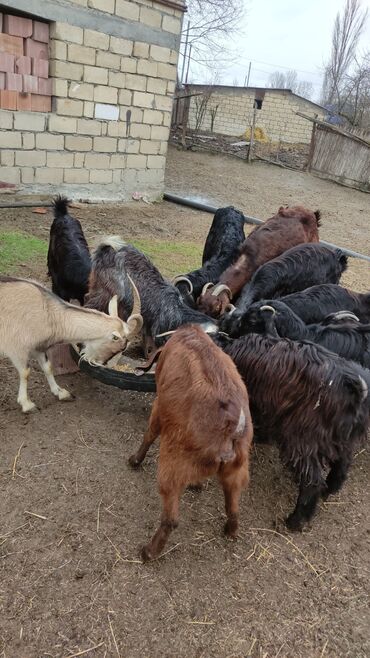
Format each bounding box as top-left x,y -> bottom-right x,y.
186,85 -> 327,145
0,0 -> 185,200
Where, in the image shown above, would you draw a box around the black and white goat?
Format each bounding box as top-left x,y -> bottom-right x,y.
85,237 -> 218,354
47,196 -> 91,306
173,206 -> 245,308
235,301 -> 370,367
221,243 -> 348,336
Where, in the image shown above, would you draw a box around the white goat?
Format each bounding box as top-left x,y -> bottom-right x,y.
0,276 -> 142,412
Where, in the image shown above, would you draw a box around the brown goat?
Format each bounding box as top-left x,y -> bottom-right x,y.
129,325 -> 253,561
197,205 -> 321,317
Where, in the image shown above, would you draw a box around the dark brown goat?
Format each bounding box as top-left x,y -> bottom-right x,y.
197,205 -> 320,317
129,325 -> 253,561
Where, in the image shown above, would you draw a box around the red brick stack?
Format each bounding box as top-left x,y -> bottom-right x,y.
0,12 -> 51,112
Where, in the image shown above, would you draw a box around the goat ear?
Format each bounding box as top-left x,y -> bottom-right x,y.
108,295 -> 118,317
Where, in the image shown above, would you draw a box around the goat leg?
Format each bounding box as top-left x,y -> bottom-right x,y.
219,461 -> 249,538
141,484 -> 181,562
129,399 -> 160,468
323,456 -> 351,500
36,352 -> 72,402
11,355 -> 37,413
286,480 -> 323,531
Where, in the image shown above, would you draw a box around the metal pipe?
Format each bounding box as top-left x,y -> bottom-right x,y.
163,192 -> 370,263
0,201 -> 53,209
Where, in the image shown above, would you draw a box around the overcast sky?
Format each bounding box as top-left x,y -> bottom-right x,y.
188,0 -> 370,102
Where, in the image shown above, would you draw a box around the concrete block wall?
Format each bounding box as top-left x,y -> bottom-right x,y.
0,0 -> 185,200
187,87 -> 326,145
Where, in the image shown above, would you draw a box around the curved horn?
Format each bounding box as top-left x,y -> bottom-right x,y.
211,284 -> 232,299
108,294 -> 118,317
125,314 -> 143,338
155,330 -> 177,338
201,282 -> 214,296
172,275 -> 194,295
128,274 -> 141,317
359,376 -> 368,402
331,311 -> 360,322
259,305 -> 277,315
125,274 -> 143,338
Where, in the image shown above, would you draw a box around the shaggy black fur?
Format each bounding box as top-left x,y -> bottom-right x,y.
47,196 -> 91,305
86,241 -> 217,347
217,332 -> 369,530
175,207 -> 245,307
232,300 -> 370,367
279,284 -> 370,324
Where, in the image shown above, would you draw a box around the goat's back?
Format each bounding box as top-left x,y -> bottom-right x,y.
155,326 -> 252,448
225,334 -> 369,460
221,207 -> 320,294
202,206 -> 245,265
282,284 -> 370,324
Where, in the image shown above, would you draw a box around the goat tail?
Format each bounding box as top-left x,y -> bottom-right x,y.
53,194 -> 70,217
91,235 -> 126,266
95,235 -> 126,252
314,210 -> 321,227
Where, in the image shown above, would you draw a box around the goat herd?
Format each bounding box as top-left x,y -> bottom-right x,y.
1,197 -> 370,561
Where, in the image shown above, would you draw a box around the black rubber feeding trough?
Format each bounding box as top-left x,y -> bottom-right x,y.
69,345 -> 156,393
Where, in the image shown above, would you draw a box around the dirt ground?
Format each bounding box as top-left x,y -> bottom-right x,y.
1,147 -> 370,658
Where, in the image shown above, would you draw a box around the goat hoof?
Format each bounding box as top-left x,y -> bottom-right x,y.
141,544 -> 154,562
128,454 -> 141,469
285,514 -> 303,532
224,520 -> 238,539
58,389 -> 73,401
20,401 -> 37,414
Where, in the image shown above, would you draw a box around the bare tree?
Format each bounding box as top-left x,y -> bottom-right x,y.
268,71 -> 286,88
181,0 -> 245,76
267,69 -> 314,99
337,51 -> 370,127
321,0 -> 368,108
296,80 -> 314,99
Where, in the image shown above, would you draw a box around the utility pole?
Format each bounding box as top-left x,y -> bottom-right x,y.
180,21 -> 190,85
185,44 -> 192,84
244,61 -> 252,87
247,100 -> 257,162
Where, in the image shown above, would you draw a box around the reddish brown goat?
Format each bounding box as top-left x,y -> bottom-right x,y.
197,205 -> 321,317
129,325 -> 253,562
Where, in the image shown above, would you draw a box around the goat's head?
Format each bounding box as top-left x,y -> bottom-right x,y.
197,283 -> 233,318
80,275 -> 143,365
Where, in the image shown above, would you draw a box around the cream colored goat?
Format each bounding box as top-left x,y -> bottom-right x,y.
0,276 -> 142,412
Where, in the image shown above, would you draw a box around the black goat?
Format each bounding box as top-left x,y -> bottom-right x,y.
47,196 -> 91,305
214,332 -> 369,531
85,238 -> 218,354
173,206 -> 245,308
279,284 -> 370,324
221,244 -> 348,336
235,301 -> 370,367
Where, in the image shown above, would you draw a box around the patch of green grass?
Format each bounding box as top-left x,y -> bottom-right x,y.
0,231 -> 48,275
132,238 -> 203,277
0,231 -> 203,279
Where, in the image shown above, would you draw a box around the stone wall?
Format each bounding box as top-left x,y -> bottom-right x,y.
0,0 -> 185,200
187,86 -> 326,145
